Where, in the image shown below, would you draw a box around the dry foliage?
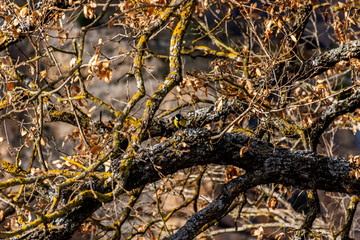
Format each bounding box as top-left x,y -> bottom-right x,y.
0,0 -> 360,239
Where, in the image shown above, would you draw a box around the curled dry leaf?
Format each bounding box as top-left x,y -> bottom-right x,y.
216,98 -> 224,111
19,7 -> 29,18
349,155 -> 360,166
225,165 -> 244,182
268,196 -> 278,210
251,226 -> 264,240
83,1 -> 97,19
98,60 -> 112,83
88,53 -> 100,74
239,146 -> 248,157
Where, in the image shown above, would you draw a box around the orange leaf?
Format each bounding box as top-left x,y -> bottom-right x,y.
7,82 -> 14,91
268,197 -> 278,210
73,85 -> 81,93
40,70 -> 46,79
225,165 -> 244,182
90,145 -> 102,155
239,146 -> 248,157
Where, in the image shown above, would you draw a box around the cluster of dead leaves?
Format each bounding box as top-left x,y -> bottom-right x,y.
0,2 -> 46,45
118,0 -> 167,30
349,155 -> 360,180
181,71 -> 208,97
88,38 -> 112,83
83,1 -> 97,19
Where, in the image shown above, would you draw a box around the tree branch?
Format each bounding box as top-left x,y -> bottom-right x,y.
275,40 -> 360,83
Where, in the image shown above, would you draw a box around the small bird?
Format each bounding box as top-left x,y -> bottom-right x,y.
174,114 -> 186,128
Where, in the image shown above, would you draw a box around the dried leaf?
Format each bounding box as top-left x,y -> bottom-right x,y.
21,128 -> 27,136
40,70 -> 46,79
268,197 -> 278,210
98,60 -> 112,83
239,146 -> 248,157
88,53 -> 100,74
83,2 -> 96,19
104,160 -> 111,172
25,135 -> 32,147
4,15 -> 10,23
216,98 -> 224,111
275,233 -> 285,240
70,58 -> 77,68
108,19 -> 115,28
225,165 -> 244,182
148,7 -> 154,16
12,27 -> 20,40
290,34 -> 297,42
20,7 -> 29,18
90,145 -> 102,155
10,217 -> 18,230
6,82 -> 14,91
73,85 -> 81,93
251,226 -> 264,239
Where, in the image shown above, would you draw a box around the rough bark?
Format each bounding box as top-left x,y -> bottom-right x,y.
16,126 -> 360,239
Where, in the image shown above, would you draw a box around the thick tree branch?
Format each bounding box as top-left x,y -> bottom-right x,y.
3,1 -> 360,239
11,128 -> 360,239
125,129 -> 359,193
18,199 -> 101,240
306,89 -> 360,149
164,172 -> 266,240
